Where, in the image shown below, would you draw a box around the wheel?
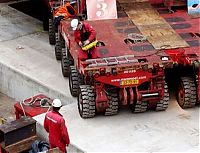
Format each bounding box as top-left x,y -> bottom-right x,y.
177,77 -> 197,108
78,85 -> 96,118
156,81 -> 170,111
55,33 -> 62,60
61,48 -> 74,77
55,33 -> 65,60
131,100 -> 148,113
104,89 -> 119,116
69,66 -> 84,97
48,18 -> 56,45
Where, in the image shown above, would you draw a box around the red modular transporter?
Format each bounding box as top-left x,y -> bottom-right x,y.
53,0 -> 199,118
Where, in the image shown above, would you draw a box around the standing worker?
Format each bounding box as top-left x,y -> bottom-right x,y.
71,18 -> 98,60
44,99 -> 70,153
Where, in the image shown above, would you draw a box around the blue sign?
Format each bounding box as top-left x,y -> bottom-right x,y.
188,0 -> 200,16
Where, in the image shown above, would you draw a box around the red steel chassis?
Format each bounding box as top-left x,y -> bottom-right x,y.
56,0 -> 199,118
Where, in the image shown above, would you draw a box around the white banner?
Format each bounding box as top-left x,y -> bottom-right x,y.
86,0 -> 118,20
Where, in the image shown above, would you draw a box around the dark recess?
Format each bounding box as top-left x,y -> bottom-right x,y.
9,0 -> 49,30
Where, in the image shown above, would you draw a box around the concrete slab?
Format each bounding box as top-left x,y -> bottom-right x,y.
35,97 -> 199,152
0,2 -> 76,104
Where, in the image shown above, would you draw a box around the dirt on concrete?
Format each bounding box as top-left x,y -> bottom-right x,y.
0,92 -> 15,123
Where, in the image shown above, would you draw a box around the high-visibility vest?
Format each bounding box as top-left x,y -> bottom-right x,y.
54,2 -> 77,19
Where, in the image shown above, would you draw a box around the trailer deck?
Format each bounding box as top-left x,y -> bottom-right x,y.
60,2 -> 200,65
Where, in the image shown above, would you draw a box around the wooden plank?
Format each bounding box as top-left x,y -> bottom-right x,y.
4,135 -> 38,153
118,2 -> 189,49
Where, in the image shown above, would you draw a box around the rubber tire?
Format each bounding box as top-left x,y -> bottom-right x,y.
104,90 -> 119,116
78,85 -> 96,118
55,33 -> 62,60
48,18 -> 56,45
177,77 -> 197,108
69,66 -> 84,97
156,81 -> 170,111
132,101 -> 148,113
61,48 -> 74,77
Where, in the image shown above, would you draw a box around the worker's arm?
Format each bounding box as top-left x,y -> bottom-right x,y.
43,114 -> 49,133
61,119 -> 70,145
84,23 -> 96,42
74,31 -> 81,45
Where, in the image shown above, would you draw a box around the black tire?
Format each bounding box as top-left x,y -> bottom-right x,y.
61,48 -> 74,77
69,66 -> 84,97
55,33 -> 62,60
78,85 -> 96,118
132,101 -> 148,113
55,33 -> 65,60
177,77 -> 197,108
48,18 -> 56,45
104,90 -> 119,116
156,81 -> 170,111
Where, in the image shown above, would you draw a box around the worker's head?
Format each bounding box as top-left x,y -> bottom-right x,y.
71,18 -> 83,31
71,18 -> 79,30
52,99 -> 62,111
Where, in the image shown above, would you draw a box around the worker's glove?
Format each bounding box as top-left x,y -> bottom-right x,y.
78,41 -> 83,47
83,40 -> 90,46
53,16 -> 64,28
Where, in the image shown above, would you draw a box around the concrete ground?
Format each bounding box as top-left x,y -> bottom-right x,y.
35,96 -> 200,152
0,0 -> 199,152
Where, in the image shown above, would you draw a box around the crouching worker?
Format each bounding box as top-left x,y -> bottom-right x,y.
44,99 -> 70,153
71,18 -> 98,60
53,1 -> 77,29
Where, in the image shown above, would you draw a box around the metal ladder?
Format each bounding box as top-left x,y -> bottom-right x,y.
85,55 -> 138,67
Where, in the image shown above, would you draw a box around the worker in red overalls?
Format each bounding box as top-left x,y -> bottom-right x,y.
44,99 -> 70,153
71,18 -> 98,60
53,1 -> 77,29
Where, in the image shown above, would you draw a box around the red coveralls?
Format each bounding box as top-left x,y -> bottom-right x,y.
74,22 -> 98,60
44,111 -> 70,153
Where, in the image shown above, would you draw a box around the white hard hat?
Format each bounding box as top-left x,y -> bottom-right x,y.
71,19 -> 79,30
52,99 -> 62,107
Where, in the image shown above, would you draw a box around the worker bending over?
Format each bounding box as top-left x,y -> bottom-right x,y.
71,18 -> 98,60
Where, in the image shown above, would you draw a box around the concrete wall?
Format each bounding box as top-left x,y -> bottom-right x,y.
0,61 -> 76,105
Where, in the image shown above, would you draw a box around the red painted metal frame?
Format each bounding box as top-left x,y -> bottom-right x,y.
14,94 -> 52,119
59,1 -> 200,110
158,5 -> 200,104
60,17 -> 169,108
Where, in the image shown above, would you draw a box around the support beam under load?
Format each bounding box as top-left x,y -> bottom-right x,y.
118,2 -> 189,50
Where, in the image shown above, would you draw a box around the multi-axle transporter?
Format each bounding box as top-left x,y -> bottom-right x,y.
54,0 -> 199,118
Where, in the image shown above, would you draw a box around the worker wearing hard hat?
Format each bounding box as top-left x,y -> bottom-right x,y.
44,99 -> 70,153
71,18 -> 98,60
53,1 -> 77,29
